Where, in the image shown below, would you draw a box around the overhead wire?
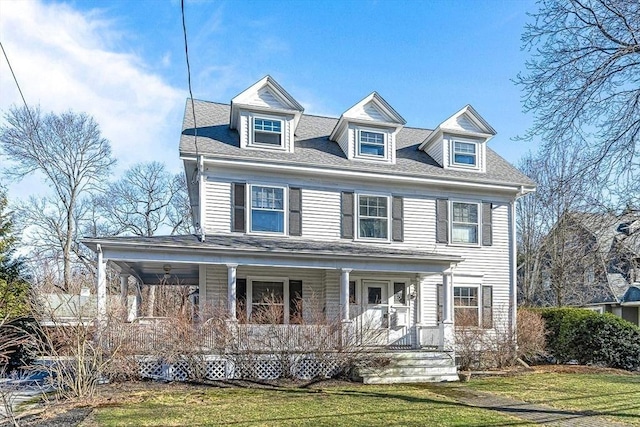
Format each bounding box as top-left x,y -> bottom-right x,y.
181,0 -> 200,161
0,41 -> 39,135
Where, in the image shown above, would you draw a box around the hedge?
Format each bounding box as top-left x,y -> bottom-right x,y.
537,308 -> 640,371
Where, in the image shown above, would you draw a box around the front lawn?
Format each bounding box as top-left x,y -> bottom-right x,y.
87,382 -> 533,427
59,367 -> 639,426
464,366 -> 640,426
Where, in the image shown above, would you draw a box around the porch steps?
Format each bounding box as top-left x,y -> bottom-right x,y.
359,350 -> 458,384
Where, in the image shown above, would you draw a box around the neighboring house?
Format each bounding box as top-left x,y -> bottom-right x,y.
82,76 -> 535,382
39,290 -> 137,326
556,211 -> 640,326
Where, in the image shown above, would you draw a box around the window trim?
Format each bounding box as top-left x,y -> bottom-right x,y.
391,281 -> 410,307
453,285 -> 481,328
355,193 -> 391,242
355,127 -> 389,161
249,115 -> 286,150
450,138 -> 480,169
246,276 -> 290,324
248,184 -> 288,235
449,200 -> 480,246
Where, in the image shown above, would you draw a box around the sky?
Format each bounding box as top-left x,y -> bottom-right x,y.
0,0 -> 539,201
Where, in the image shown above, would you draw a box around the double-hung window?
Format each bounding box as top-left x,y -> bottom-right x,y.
253,117 -> 283,147
452,141 -> 477,167
358,195 -> 389,239
250,185 -> 285,233
454,286 -> 479,327
451,202 -> 479,244
358,130 -> 385,157
250,280 -> 285,324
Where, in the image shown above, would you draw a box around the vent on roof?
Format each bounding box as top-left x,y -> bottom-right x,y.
617,222 -> 631,236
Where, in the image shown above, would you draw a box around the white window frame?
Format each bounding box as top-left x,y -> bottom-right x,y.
391,280 -> 410,307
248,184 -> 287,235
450,139 -> 479,169
453,285 -> 481,327
356,193 -> 391,242
450,200 -> 480,246
247,276 -> 290,324
250,115 -> 285,150
355,127 -> 388,160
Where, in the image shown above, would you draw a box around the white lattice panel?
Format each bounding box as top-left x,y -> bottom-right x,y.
205,360 -> 227,380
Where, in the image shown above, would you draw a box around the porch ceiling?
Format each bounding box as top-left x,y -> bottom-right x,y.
112,260 -> 200,286
83,233 -> 463,275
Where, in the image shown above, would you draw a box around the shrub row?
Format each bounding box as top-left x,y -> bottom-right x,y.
537,308 -> 640,371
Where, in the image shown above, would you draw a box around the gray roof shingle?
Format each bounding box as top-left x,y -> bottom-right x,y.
179,100 -> 535,188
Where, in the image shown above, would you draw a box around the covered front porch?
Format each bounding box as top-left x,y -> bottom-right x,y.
83,234 -> 463,352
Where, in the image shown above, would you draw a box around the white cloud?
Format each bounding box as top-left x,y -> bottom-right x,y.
0,0 -> 185,187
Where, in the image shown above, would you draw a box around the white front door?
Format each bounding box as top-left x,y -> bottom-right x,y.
362,281 -> 389,344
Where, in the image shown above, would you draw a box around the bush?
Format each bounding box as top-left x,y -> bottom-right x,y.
538,308 -> 640,371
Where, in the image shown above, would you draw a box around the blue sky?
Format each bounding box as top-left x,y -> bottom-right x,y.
1,0 -> 538,198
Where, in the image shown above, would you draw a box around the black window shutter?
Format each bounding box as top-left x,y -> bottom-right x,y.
236,278 -> 247,321
289,187 -> 302,236
436,199 -> 449,243
289,280 -> 303,323
482,202 -> 492,246
437,283 -> 443,323
392,196 -> 404,242
482,285 -> 493,329
232,183 -> 246,232
341,191 -> 354,239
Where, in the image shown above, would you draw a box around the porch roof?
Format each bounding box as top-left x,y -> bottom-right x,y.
82,234 -> 463,284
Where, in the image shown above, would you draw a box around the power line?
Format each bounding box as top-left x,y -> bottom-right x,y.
0,40 -> 41,147
0,41 -> 38,129
180,0 -> 199,159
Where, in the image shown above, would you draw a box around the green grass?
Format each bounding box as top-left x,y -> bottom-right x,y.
465,372 -> 640,426
89,371 -> 640,427
91,383 -> 533,427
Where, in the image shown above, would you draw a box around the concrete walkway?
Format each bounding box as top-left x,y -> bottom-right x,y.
453,389 -> 631,426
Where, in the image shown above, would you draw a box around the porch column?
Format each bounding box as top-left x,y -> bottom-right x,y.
227,264 -> 238,320
441,270 -> 455,351
120,274 -> 129,321
135,281 -> 142,318
96,245 -> 107,331
339,268 -> 352,322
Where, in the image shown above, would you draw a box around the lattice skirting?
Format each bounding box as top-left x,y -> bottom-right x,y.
137,354 -> 343,381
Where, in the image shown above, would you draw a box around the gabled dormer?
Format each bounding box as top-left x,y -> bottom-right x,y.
419,105 -> 496,173
330,92 -> 406,164
230,76 -> 304,153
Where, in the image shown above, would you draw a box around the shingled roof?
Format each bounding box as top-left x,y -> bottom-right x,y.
179,100 -> 535,188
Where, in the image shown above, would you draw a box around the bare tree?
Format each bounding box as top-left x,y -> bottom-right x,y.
95,162 -> 190,315
516,145 -> 612,306
517,0 -> 640,201
0,106 -> 115,291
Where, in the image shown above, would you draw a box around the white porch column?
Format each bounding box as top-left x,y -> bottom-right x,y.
227,264 -> 238,320
441,270 -> 455,351
135,282 -> 142,318
119,274 -> 129,320
339,268 -> 352,322
96,245 -> 107,330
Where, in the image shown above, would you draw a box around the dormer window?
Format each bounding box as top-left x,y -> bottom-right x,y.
253,117 -> 283,147
358,130 -> 386,157
452,140 -> 477,167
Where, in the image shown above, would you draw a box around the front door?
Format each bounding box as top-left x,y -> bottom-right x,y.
362,281 -> 389,344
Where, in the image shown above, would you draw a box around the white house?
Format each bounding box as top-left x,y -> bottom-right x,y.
83,76 -> 535,382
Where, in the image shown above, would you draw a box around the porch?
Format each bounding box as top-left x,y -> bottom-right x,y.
83,234 -> 463,382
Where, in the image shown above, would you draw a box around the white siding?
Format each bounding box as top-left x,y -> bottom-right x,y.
337,128 -> 349,158
357,103 -> 390,122
250,88 -> 289,110
425,139 -> 444,167
204,265 -> 325,323
442,112 -> 482,133
203,180 -> 231,234
301,189 -> 341,239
